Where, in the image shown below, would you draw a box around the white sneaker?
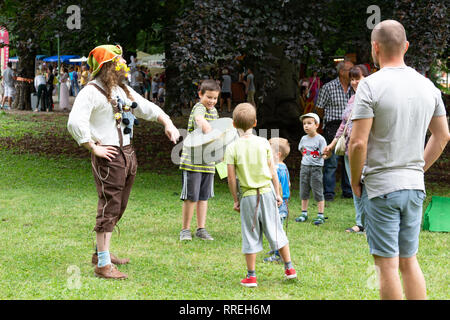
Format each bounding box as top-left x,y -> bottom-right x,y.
179,229 -> 192,241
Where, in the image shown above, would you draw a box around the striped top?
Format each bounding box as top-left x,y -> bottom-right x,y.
315,77 -> 354,127
179,103 -> 219,173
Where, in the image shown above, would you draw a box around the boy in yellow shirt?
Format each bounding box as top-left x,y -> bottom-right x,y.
225,103 -> 297,287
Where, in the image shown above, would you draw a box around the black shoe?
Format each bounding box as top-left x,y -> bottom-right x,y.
324,196 -> 334,202
342,193 -> 353,199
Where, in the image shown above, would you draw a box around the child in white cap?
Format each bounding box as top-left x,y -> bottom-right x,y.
296,113 -> 329,225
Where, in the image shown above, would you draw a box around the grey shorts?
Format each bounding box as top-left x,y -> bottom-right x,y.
240,190 -> 289,254
361,187 -> 426,258
300,165 -> 324,201
4,85 -> 15,97
180,170 -> 214,202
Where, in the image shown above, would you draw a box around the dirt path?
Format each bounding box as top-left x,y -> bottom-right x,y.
1,109 -> 448,185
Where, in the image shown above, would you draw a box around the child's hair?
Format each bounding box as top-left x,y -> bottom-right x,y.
199,79 -> 220,94
269,137 -> 290,161
233,103 -> 256,130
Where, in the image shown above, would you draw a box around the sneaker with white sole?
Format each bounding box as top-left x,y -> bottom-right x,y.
240,275 -> 257,287
313,216 -> 328,225
295,213 -> 308,222
195,228 -> 214,240
179,229 -> 192,241
285,268 -> 297,279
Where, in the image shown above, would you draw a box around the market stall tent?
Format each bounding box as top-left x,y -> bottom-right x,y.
69,56 -> 88,63
43,55 -> 80,64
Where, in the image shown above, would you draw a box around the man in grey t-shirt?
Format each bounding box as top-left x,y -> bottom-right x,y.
349,20 -> 449,300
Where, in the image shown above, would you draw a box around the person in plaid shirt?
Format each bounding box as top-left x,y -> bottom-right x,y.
315,60 -> 354,201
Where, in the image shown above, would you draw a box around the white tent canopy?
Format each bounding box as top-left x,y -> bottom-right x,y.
69,56 -> 88,63
136,50 -> 164,68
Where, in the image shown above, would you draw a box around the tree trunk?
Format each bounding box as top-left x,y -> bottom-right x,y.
256,45 -> 303,143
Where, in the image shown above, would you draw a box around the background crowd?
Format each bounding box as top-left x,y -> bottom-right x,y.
0,57 -> 168,112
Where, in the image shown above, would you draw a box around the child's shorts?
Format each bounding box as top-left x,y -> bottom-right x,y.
300,165 -> 324,202
180,170 -> 214,202
240,190 -> 289,254
279,199 -> 288,223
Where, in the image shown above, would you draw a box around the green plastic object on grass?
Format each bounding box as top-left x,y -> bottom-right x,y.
423,196 -> 450,232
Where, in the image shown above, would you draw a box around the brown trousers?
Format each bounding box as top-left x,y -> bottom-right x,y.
91,145 -> 138,233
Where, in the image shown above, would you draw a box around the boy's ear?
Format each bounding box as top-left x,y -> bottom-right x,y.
253,119 -> 257,128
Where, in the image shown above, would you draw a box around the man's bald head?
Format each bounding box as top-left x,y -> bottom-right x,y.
371,20 -> 408,57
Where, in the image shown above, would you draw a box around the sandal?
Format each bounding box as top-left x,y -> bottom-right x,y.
295,213 -> 308,222
345,225 -> 365,233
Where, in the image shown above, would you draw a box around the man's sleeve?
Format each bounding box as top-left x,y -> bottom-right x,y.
67,87 -> 96,146
128,85 -> 165,121
315,86 -> 328,109
433,86 -> 447,117
352,79 -> 374,120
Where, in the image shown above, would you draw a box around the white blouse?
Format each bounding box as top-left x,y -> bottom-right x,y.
67,80 -> 165,147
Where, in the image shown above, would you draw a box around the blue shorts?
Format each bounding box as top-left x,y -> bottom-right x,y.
361,187 -> 426,258
279,199 -> 288,223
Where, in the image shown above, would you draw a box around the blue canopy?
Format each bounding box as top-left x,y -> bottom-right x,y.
43,55 -> 80,64
6,55 -> 47,62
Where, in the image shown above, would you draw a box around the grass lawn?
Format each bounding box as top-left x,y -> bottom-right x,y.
0,110 -> 448,300
0,151 -> 448,300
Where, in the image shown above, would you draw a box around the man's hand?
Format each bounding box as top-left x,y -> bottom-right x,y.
92,145 -> 119,161
158,114 -> 180,144
165,123 -> 180,144
233,201 -> 240,212
351,182 -> 362,198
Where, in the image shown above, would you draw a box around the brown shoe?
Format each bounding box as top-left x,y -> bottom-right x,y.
94,264 -> 128,279
91,253 -> 130,265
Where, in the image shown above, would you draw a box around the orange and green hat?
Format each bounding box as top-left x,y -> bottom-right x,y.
87,44 -> 123,77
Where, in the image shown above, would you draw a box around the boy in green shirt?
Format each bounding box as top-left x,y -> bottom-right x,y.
225,103 -> 297,287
